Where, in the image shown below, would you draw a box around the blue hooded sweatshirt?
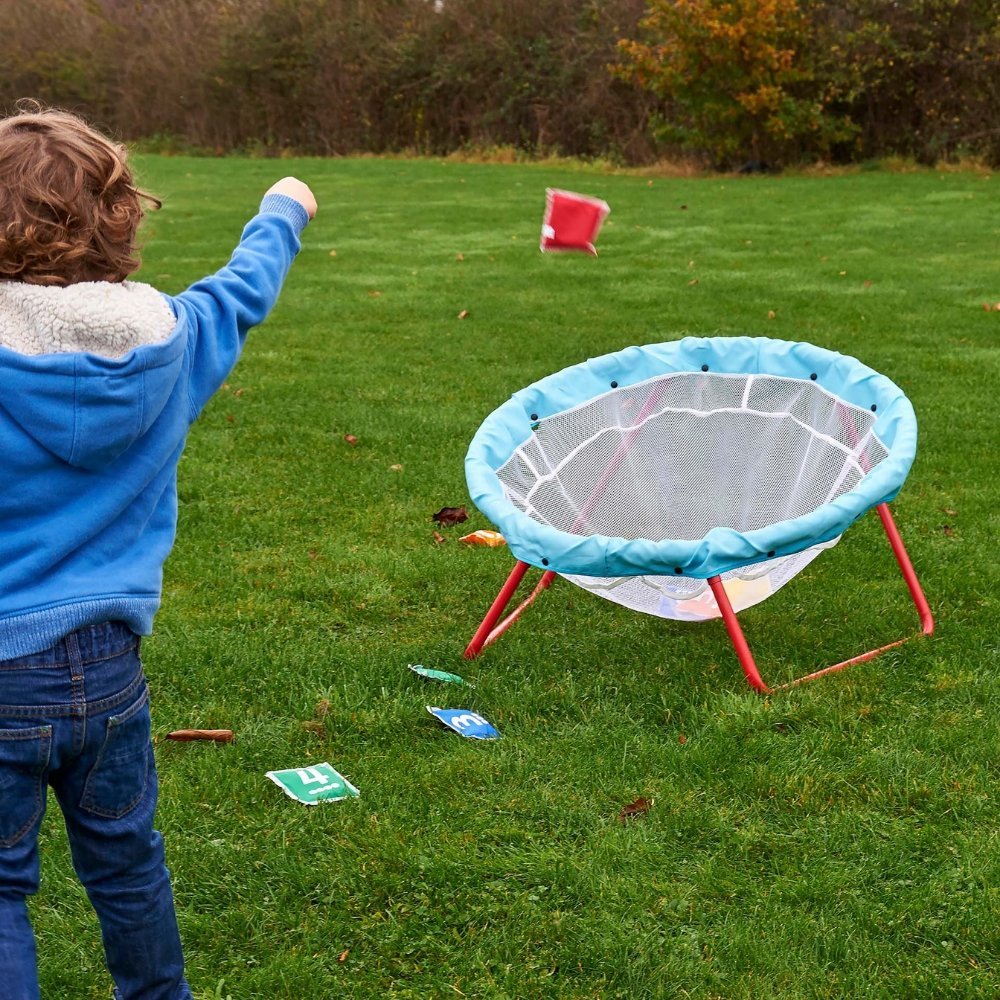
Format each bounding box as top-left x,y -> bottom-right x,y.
0,193 -> 309,658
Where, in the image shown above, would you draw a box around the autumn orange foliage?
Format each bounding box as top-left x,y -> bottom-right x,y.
615,0 -> 856,165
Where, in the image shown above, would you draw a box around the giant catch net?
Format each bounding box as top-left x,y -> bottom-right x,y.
493,370 -> 889,620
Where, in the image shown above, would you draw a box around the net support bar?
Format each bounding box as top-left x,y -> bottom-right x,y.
464,563 -> 556,658
464,503 -> 934,692
707,501 -> 933,691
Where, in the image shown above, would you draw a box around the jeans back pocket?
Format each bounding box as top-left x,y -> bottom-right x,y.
81,686 -> 152,820
0,725 -> 52,848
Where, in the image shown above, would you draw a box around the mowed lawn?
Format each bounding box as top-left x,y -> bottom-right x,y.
32,155 -> 1000,999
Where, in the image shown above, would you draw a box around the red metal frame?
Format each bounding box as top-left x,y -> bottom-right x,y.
464,502 -> 934,692
464,562 -> 556,658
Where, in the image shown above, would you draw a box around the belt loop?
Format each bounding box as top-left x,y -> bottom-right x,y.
65,628 -> 84,680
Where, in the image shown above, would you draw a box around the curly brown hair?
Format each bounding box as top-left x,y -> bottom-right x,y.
0,100 -> 160,286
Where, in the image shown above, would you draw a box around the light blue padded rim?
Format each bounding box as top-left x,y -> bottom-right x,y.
465,336 -> 918,579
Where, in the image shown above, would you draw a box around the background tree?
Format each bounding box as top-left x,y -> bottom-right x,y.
614,0 -> 857,167
1,0 -> 999,166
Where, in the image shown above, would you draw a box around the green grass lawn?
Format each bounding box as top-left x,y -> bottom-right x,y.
33,156 -> 1000,998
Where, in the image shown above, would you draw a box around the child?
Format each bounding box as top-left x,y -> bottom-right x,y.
0,101 -> 317,999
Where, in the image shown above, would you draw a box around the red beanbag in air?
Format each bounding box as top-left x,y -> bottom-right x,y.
540,188 -> 610,256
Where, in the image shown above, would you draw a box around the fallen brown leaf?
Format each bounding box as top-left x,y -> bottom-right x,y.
432,506 -> 469,527
678,733 -> 688,744
618,796 -> 653,822
457,309 -> 470,320
338,949 -> 350,963
165,730 -> 235,743
432,531 -> 447,544
344,434 -> 359,446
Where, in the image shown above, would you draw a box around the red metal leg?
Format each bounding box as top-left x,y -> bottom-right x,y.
707,576 -> 771,693
464,562 -> 557,658
877,503 -> 934,636
710,502 -> 934,692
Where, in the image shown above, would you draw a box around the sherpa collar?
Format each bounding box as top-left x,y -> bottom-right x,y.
0,280 -> 177,358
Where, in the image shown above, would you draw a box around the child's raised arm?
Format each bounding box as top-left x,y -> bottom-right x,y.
169,177 -> 318,419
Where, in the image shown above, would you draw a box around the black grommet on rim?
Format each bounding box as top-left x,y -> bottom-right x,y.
810,373 -> 818,380
610,380 -> 618,388
530,413 -> 538,421
871,404 -> 877,412
542,558 -> 549,566
674,567 -> 683,575
701,364 -> 709,372
767,550 -> 776,558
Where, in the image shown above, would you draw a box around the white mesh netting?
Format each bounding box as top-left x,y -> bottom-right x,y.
496,371 -> 889,620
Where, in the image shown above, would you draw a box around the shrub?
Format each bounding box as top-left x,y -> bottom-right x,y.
614,0 -> 857,167
1,0 -> 998,166
616,0 -> 1000,167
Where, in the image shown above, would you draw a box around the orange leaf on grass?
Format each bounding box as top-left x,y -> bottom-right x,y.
460,530 -> 506,547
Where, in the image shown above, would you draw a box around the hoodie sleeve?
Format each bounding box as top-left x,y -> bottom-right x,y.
169,193 -> 310,421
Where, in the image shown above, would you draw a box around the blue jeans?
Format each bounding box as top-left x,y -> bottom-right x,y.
0,621 -> 191,1000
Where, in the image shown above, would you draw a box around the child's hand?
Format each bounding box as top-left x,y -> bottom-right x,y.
265,177 -> 317,220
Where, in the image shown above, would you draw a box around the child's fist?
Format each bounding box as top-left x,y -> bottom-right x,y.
265,177 -> 317,219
